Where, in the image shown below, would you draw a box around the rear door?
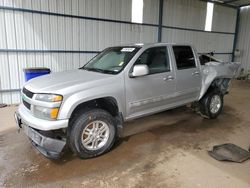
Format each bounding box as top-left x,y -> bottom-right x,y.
171,45 -> 202,103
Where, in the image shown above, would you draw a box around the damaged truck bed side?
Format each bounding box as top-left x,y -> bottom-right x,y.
15,43 -> 240,159
200,61 -> 240,99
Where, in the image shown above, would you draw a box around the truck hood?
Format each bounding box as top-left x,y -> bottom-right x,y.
24,69 -> 115,94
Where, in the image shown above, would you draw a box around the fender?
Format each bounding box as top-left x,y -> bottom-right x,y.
57,86 -> 125,120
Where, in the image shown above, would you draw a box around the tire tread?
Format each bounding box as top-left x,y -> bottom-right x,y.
68,108 -> 116,159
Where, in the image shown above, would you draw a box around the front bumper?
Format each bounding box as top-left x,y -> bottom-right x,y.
17,104 -> 68,131
15,105 -> 69,159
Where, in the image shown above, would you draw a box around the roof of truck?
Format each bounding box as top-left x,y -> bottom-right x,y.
112,43 -> 193,48
128,42 -> 176,47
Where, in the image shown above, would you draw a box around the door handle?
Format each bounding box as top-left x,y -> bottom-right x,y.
163,75 -> 174,81
192,71 -> 200,76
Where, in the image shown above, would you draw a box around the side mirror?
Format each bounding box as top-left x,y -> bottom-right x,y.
131,65 -> 149,77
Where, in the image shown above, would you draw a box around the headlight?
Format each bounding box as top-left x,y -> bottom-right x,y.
33,94 -> 62,120
35,94 -> 62,102
33,106 -> 59,120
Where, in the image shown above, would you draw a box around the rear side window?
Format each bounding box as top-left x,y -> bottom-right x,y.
134,47 -> 170,74
173,46 -> 196,70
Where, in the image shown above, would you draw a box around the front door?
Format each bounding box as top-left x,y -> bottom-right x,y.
125,46 -> 176,119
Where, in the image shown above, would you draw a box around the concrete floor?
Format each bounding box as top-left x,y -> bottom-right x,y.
0,80 -> 250,188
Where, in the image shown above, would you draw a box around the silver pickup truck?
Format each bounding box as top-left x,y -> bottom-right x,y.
15,43 -> 240,159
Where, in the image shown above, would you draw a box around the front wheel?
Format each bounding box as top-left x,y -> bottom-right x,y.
199,89 -> 223,119
69,109 -> 117,159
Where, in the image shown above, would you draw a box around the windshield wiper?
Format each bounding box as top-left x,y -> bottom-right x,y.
82,67 -> 116,74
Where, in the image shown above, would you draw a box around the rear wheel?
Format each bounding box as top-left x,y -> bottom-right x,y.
199,89 -> 223,119
69,109 -> 117,159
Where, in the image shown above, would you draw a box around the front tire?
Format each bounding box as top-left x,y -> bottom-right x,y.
69,109 -> 117,159
199,89 -> 223,119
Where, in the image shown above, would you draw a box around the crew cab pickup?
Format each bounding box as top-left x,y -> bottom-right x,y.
15,43 -> 240,159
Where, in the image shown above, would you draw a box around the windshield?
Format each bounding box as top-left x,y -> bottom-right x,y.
81,46 -> 140,74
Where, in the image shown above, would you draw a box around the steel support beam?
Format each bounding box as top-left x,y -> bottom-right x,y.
0,89 -> 21,93
158,0 -> 164,42
224,0 -> 241,4
232,8 -> 240,61
0,49 -> 100,53
240,3 -> 250,7
200,0 -> 238,9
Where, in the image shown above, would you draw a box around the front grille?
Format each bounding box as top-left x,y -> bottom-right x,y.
23,99 -> 31,110
22,87 -> 33,110
22,87 -> 34,99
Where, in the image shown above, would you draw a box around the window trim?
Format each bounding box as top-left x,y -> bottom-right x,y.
130,46 -> 171,76
172,45 -> 197,70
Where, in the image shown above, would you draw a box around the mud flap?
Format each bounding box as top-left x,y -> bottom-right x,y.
208,143 -> 250,163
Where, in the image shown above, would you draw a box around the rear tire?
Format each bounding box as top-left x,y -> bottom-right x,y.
69,108 -> 117,159
199,89 -> 223,119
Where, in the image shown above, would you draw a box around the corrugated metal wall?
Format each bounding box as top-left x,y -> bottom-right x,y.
161,0 -> 236,60
0,0 -> 237,104
235,6 -> 250,73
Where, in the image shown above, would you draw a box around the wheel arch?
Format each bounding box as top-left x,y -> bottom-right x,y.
70,97 -> 119,117
199,77 -> 231,100
68,97 -> 124,137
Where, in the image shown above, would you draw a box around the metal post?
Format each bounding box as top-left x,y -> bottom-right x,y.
0,89 -> 21,92
158,0 -> 164,42
232,8 -> 240,62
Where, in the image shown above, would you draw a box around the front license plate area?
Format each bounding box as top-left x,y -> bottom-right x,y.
24,125 -> 42,145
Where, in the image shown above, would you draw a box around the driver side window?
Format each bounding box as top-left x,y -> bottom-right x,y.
134,46 -> 170,74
